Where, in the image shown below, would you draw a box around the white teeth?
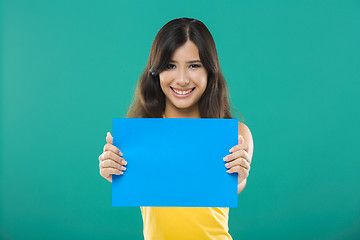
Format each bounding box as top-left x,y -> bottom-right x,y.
172,88 -> 193,95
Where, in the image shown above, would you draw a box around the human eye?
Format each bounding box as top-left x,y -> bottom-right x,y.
189,64 -> 201,69
165,63 -> 176,69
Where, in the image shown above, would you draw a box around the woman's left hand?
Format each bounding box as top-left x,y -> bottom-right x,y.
223,135 -> 251,184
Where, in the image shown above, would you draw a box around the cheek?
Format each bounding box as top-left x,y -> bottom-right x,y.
192,71 -> 207,89
159,74 -> 167,92
159,72 -> 172,87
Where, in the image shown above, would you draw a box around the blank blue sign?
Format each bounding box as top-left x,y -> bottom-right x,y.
112,118 -> 238,207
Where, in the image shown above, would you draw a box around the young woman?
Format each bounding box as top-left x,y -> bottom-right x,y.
98,17 -> 254,240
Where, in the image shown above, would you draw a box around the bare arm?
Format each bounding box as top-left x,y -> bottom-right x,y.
237,122 -> 254,194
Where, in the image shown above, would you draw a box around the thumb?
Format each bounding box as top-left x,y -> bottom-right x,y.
238,135 -> 244,145
106,132 -> 113,144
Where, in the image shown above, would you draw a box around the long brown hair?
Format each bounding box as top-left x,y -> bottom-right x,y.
127,17 -> 238,119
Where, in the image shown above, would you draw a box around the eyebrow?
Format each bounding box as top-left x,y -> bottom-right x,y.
169,59 -> 202,63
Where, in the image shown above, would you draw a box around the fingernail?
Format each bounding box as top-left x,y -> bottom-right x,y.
229,147 -> 234,152
223,156 -> 228,161
119,150 -> 123,156
107,132 -> 110,136
122,160 -> 127,165
122,166 -> 126,171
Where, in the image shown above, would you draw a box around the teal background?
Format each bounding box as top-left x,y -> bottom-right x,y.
1,0 -> 359,239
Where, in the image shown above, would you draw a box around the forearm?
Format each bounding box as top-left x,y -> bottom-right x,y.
237,178 -> 247,194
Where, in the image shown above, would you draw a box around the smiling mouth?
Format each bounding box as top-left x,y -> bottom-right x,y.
170,87 -> 196,95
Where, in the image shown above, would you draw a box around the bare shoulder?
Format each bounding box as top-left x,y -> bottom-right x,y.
238,122 -> 251,133
238,121 -> 254,158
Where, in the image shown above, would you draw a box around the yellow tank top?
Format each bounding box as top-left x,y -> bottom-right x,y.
140,206 -> 233,240
141,115 -> 232,239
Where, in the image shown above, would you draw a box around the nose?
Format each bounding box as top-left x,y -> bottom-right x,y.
175,67 -> 190,86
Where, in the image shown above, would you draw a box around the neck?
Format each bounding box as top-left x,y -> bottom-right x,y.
164,103 -> 201,119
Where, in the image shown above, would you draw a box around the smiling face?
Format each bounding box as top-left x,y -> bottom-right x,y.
159,40 -> 208,118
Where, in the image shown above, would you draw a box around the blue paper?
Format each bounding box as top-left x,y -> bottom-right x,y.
112,118 -> 238,207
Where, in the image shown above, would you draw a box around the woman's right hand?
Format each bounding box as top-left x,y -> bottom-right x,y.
99,132 -> 127,182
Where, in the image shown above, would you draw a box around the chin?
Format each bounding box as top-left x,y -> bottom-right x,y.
165,94 -> 200,111
173,101 -> 198,110
174,104 -> 193,110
